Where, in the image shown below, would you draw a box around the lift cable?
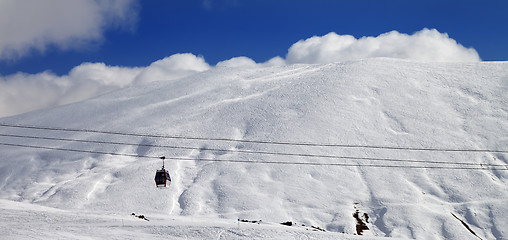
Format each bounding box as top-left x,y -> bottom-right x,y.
1,133 -> 506,167
1,142 -> 507,170
1,123 -> 507,153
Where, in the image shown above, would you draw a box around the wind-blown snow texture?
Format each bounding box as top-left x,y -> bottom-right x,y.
1,59 -> 507,239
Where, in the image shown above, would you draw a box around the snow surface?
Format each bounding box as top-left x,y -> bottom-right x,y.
1,58 -> 507,239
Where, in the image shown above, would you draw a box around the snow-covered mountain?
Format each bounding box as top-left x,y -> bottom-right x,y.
1,58 -> 507,239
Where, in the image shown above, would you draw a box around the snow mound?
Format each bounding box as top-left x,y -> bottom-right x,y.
1,58 -> 507,239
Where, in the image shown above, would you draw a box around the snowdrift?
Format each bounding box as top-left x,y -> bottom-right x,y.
1,58 -> 507,239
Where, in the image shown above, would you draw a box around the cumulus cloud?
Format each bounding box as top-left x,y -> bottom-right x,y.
0,53 -> 210,118
134,54 -> 210,84
213,29 -> 481,69
0,28 -> 483,118
261,57 -> 286,67
0,63 -> 141,117
286,28 -> 481,63
216,56 -> 258,68
0,0 -> 139,60
216,56 -> 286,68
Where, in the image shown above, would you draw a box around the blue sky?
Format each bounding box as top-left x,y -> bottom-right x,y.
1,0 -> 507,76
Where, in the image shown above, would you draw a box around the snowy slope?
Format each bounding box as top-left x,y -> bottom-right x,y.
1,58 -> 507,239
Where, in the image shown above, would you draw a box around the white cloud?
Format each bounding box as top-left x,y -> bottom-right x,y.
0,28 -> 483,118
134,54 -> 211,84
0,63 -> 141,117
60,63 -> 142,102
0,54 -> 210,118
216,56 -> 258,68
0,0 -> 139,60
286,28 -> 481,63
216,56 -> 286,69
260,56 -> 287,67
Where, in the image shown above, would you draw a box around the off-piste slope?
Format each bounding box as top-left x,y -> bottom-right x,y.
0,58 -> 507,239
